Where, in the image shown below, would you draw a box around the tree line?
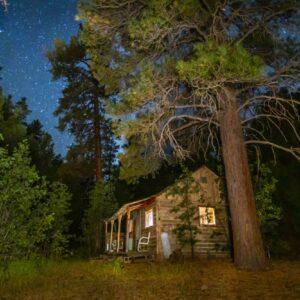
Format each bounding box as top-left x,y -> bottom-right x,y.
0,85 -> 70,270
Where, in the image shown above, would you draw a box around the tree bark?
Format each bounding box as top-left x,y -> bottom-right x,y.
219,87 -> 266,270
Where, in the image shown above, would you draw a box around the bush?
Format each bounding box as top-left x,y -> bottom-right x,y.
253,164 -> 282,256
83,181 -> 118,256
0,142 -> 71,269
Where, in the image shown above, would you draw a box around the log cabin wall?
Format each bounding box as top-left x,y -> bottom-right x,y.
156,167 -> 230,258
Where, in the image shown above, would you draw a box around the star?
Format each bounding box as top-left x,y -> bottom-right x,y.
0,0 -> 77,155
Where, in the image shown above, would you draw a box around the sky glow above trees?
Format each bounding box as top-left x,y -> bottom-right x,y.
0,0 -> 78,154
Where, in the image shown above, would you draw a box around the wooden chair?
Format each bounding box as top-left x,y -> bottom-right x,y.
110,240 -> 117,252
137,232 -> 151,252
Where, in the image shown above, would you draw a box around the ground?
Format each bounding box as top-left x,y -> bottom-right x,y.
0,259 -> 299,299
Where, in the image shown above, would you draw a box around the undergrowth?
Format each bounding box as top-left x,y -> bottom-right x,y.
0,259 -> 299,299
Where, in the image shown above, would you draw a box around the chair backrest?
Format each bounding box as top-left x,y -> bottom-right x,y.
137,232 -> 151,252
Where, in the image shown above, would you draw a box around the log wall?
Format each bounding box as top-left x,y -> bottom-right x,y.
156,167 -> 230,258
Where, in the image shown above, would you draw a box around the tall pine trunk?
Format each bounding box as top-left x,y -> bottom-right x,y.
219,87 -> 266,270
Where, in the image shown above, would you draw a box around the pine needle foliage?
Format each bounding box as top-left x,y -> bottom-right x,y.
83,181 -> 118,256
253,164 -> 281,256
168,167 -> 201,258
78,0 -> 299,180
177,41 -> 264,84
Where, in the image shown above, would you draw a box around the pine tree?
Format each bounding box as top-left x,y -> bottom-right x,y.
79,0 -> 299,270
47,35 -> 118,182
27,120 -> 62,180
168,167 -> 200,258
0,90 -> 29,153
83,181 -> 118,256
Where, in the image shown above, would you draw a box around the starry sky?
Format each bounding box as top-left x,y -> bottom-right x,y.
0,0 -> 79,155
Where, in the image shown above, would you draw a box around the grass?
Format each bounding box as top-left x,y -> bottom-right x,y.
0,258 -> 299,299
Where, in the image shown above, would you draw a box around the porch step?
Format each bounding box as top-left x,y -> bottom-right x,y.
123,253 -> 154,263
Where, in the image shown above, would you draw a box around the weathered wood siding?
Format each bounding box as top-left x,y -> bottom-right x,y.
156,166 -> 230,259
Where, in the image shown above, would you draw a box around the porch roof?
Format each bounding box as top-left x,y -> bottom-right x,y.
105,194 -> 158,222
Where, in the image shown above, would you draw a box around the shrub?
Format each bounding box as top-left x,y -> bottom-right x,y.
0,142 -> 71,269
83,181 -> 118,256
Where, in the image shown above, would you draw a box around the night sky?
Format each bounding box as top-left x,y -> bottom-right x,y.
0,0 -> 79,155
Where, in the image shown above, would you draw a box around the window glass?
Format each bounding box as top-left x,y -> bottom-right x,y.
199,207 -> 216,225
145,208 -> 154,227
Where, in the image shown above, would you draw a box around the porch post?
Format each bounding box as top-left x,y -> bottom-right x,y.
117,214 -> 122,253
104,221 -> 108,252
125,210 -> 131,252
110,219 -> 114,252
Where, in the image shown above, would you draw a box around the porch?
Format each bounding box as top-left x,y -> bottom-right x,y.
104,197 -> 156,256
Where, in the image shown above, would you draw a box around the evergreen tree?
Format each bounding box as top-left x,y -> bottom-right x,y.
0,142 -> 71,267
57,145 -> 94,248
83,181 -> 118,256
79,0 -> 299,270
27,119 -> 62,180
0,87 -> 61,180
168,167 -> 200,258
41,182 -> 71,257
253,164 -> 281,257
47,35 -> 119,252
0,90 -> 29,153
47,35 -> 118,182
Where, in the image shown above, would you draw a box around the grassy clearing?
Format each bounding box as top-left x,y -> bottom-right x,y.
0,258 -> 299,299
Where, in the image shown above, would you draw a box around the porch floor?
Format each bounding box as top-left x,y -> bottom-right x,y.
104,251 -> 154,263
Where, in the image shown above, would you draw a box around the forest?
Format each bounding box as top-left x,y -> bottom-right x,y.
0,0 -> 299,299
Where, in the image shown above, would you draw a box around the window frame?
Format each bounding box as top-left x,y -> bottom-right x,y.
145,208 -> 154,228
199,206 -> 216,226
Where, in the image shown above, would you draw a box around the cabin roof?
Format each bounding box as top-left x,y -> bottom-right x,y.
105,165 -> 218,222
105,193 -> 161,222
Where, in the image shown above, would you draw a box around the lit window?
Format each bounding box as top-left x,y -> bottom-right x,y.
199,207 -> 216,225
145,208 -> 154,228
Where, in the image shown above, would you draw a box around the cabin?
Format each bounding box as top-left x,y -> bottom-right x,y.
104,166 -> 230,261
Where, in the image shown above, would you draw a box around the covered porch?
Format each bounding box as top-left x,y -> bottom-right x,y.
104,197 -> 155,255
